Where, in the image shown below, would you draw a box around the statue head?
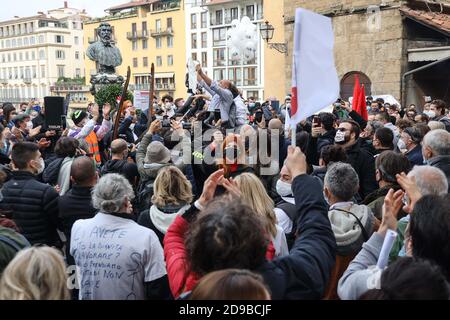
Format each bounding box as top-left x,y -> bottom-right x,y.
97,23 -> 113,44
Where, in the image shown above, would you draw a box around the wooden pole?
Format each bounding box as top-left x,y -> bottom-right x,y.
112,66 -> 131,141
147,63 -> 155,127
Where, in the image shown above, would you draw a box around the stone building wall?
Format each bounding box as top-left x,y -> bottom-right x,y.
284,0 -> 407,101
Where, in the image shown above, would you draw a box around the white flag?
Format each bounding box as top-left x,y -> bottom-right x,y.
187,58 -> 198,93
290,8 -> 339,126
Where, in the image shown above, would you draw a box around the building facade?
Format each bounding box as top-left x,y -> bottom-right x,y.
0,2 -> 89,104
204,0 -> 265,101
283,0 -> 450,107
83,0 -> 187,100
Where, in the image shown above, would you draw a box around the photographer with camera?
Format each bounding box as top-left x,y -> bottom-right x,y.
118,104 -> 139,144
307,112 -> 337,166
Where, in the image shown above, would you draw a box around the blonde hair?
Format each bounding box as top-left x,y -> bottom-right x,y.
234,173 -> 277,238
151,166 -> 193,207
0,247 -> 70,300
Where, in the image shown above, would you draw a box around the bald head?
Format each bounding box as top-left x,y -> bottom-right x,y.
111,139 -> 128,155
70,156 -> 97,187
268,119 -> 283,131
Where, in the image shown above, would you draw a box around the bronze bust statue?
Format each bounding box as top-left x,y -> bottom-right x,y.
87,22 -> 122,74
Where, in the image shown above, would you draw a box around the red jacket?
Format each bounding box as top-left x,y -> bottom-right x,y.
164,215 -> 275,298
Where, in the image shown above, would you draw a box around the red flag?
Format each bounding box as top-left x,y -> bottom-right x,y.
352,74 -> 361,112
291,86 -> 298,117
358,84 -> 368,121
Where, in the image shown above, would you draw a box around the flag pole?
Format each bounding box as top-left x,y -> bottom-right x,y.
291,126 -> 296,147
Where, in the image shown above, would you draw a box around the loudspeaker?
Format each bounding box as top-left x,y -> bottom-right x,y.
44,96 -> 66,130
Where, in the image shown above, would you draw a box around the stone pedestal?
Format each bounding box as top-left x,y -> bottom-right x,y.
89,73 -> 125,95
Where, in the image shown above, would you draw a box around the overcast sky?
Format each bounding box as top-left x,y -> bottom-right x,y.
0,0 -> 125,20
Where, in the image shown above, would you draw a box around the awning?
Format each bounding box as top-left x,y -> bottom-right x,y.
155,72 -> 174,79
408,46 -> 450,62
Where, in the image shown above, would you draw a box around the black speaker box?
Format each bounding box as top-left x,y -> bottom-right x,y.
44,96 -> 66,129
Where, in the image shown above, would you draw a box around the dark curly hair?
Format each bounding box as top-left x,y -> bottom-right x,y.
320,144 -> 347,166
185,199 -> 269,277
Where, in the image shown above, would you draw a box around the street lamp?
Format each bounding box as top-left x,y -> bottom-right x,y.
260,21 -> 287,55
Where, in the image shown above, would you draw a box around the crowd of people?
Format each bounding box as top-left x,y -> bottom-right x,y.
0,67 -> 449,300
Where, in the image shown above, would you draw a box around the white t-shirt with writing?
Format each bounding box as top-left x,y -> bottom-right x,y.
70,212 -> 167,300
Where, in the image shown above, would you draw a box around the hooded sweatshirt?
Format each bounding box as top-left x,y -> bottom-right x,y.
138,203 -> 190,245
328,202 -> 375,256
101,159 -> 138,186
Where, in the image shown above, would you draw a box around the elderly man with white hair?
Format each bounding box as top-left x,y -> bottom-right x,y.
337,165 -> 448,300
392,165 -> 448,261
422,129 -> 450,192
70,173 -> 171,300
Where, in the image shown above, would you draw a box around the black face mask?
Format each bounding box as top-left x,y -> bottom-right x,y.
224,146 -> 240,162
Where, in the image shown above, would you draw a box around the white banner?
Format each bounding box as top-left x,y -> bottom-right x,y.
290,8 -> 339,126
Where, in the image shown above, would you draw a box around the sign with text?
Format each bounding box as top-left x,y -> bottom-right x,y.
133,90 -> 149,110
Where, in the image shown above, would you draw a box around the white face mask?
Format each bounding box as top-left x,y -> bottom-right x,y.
34,157 -> 45,175
424,110 -> 436,119
397,139 -> 407,151
334,130 -> 346,143
276,179 -> 292,197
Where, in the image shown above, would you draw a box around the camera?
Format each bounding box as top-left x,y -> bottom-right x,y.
312,115 -> 321,127
161,117 -> 171,128
254,110 -> 263,123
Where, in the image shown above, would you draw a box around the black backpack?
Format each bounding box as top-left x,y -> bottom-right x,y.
136,177 -> 155,213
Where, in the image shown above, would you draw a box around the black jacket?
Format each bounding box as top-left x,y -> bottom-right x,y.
118,116 -> 137,144
42,157 -> 65,185
317,129 -> 336,154
101,159 -> 139,186
0,151 -> 10,165
256,174 -> 336,299
359,138 -> 377,157
134,110 -> 149,138
429,155 -> 450,193
0,171 -> 61,247
345,140 -> 378,200
59,185 -> 97,265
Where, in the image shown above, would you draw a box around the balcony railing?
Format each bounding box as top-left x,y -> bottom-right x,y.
133,84 -> 149,91
50,85 -> 90,92
23,77 -> 32,84
210,12 -> 263,26
0,79 -> 8,84
155,83 -> 175,90
152,0 -> 181,13
126,30 -> 149,40
150,28 -> 174,37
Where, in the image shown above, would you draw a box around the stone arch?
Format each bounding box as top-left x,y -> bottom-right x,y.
340,71 -> 372,100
